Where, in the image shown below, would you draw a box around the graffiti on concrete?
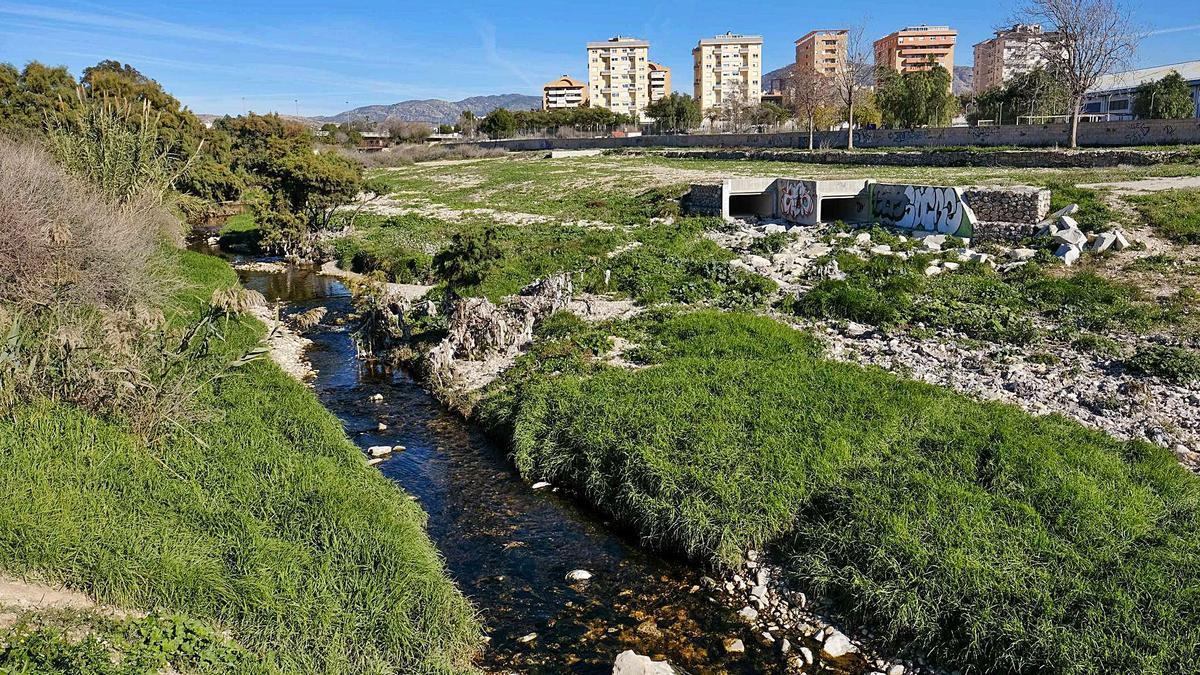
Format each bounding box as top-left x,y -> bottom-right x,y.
779,180 -> 816,221
873,184 -> 975,237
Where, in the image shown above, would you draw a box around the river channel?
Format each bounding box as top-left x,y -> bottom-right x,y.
225,259 -> 781,674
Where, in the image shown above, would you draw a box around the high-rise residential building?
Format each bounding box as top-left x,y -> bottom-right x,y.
874,25 -> 957,86
972,24 -> 1063,93
587,36 -> 650,118
542,75 -> 588,110
647,62 -> 671,104
692,32 -> 764,112
795,30 -> 848,77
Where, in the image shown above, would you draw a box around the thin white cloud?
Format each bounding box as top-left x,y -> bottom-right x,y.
472,17 -> 536,90
0,1 -> 368,61
1145,23 -> 1200,37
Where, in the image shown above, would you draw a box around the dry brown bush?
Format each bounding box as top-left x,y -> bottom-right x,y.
0,139 -> 174,311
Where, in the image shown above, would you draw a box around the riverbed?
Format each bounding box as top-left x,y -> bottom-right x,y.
232,262 -> 779,674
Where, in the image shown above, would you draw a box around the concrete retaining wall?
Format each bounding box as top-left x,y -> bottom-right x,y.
454,119 -> 1200,155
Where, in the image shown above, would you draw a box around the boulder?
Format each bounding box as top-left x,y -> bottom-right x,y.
1009,248 -> 1038,261
855,232 -> 872,245
612,650 -> 676,675
921,235 -> 947,251
723,638 -> 746,654
924,265 -> 942,277
368,445 -> 392,457
1055,243 -> 1081,266
746,255 -> 772,269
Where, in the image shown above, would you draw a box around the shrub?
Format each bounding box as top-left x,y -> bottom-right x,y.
748,232 -> 790,256
1126,344 -> 1200,383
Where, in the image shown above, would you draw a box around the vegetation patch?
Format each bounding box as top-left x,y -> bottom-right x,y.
1126,344 -> 1200,383
478,309 -> 1200,674
1127,187 -> 1200,244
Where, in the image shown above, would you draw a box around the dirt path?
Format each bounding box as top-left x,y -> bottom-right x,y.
1077,175 -> 1200,193
0,576 -> 130,629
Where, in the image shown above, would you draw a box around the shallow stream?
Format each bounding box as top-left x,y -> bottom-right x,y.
229,260 -> 779,674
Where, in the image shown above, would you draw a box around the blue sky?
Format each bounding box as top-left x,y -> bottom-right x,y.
1,0 -> 1197,116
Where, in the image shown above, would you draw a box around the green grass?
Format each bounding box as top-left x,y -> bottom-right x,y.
478,309 -> 1200,674
216,212 -> 262,254
1045,182 -> 1115,231
1128,188 -> 1200,244
0,250 -> 481,674
789,252 -> 1186,343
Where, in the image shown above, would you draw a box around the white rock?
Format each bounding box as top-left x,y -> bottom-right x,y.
738,606 -> 759,623
565,569 -> 593,582
517,632 -> 537,643
368,445 -> 392,457
746,255 -> 772,269
366,458 -> 385,467
1009,248 -> 1038,261
764,224 -> 788,235
750,585 -> 768,601
821,630 -> 858,661
780,637 -> 791,654
1055,243 -> 1081,266
924,265 -> 942,276
869,244 -> 892,255
612,650 -> 677,675
942,261 -> 961,271
921,234 -> 948,250
369,393 -> 384,402
799,646 -> 814,664
723,638 -> 745,654
377,422 -> 389,431
887,665 -> 906,675
531,481 -> 552,490
855,232 -> 872,244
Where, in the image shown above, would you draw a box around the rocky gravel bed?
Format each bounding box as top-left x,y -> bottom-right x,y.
707,218 -> 1200,471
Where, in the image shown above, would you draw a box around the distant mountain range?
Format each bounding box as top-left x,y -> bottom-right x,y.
761,64 -> 974,95
315,94 -> 542,125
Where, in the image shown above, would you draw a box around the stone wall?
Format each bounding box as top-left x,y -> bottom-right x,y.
961,187 -> 1050,224
972,221 -> 1040,243
453,119 -> 1200,155
682,183 -> 723,217
646,148 -> 1195,169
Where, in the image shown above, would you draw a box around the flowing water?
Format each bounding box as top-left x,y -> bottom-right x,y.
223,258 -> 781,674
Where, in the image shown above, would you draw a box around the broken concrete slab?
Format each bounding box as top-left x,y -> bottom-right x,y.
1055,243 -> 1082,266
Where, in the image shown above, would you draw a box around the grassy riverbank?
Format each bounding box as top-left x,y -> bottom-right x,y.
477,309 -> 1200,674
0,249 -> 481,673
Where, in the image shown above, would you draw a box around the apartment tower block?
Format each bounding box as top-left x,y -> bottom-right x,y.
587,36 -> 650,118
795,30 -> 848,77
972,24 -> 1062,92
692,32 -> 763,111
874,25 -> 957,87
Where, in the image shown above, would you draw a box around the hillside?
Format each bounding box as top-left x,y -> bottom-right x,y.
318,94 -> 541,125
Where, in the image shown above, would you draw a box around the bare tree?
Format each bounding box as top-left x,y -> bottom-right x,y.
1020,0 -> 1138,147
784,68 -> 832,150
832,24 -> 873,150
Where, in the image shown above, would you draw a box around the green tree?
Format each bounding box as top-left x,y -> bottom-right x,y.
0,62 -> 78,138
1133,71 -> 1197,120
751,102 -> 791,127
970,67 -> 1070,125
644,93 -> 701,132
432,225 -> 502,292
876,65 -> 959,128
480,108 -> 517,139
